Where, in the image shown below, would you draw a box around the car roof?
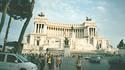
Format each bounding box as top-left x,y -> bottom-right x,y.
0,52 -> 18,56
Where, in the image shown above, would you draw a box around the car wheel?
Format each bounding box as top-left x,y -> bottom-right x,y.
20,68 -> 27,70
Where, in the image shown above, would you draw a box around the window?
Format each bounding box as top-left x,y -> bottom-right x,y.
37,40 -> 40,46
17,55 -> 28,62
0,54 -> 5,62
17,59 -> 22,63
7,55 -> 17,63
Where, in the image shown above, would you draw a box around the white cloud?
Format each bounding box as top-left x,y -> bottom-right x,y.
97,6 -> 106,12
97,6 -> 105,11
33,0 -> 85,23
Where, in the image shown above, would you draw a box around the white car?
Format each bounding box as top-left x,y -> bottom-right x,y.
0,52 -> 38,70
89,56 -> 101,63
84,56 -> 91,60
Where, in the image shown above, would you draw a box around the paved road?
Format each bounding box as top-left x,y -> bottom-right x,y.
44,57 -> 110,70
84,57 -> 110,70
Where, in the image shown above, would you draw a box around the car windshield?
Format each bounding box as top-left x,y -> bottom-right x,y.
17,55 -> 29,62
91,57 -> 97,58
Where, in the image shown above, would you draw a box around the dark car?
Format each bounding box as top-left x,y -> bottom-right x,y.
89,56 -> 101,63
109,56 -> 125,70
84,56 -> 91,60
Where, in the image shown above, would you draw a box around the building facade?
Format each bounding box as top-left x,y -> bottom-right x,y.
22,16 -> 109,54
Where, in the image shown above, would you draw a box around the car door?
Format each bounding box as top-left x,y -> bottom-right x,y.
6,54 -> 19,70
0,54 -> 7,70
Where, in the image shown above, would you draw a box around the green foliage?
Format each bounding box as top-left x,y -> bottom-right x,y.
8,0 -> 33,20
117,39 -> 125,49
0,0 -> 35,53
0,0 -> 34,20
0,0 -> 10,33
0,0 -> 8,12
0,0 -> 2,12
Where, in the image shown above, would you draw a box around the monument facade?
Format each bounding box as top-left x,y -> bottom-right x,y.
22,15 -> 110,54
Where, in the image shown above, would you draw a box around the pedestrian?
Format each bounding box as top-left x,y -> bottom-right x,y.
56,55 -> 62,70
39,54 -> 45,70
35,54 -> 39,66
76,56 -> 82,70
47,53 -> 52,70
51,55 -> 55,70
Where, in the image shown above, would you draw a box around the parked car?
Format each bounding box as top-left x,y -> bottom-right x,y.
0,52 -> 38,70
108,56 -> 125,70
89,56 -> 101,63
84,56 -> 91,60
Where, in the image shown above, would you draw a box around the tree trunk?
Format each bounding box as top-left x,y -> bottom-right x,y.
0,0 -> 9,33
15,0 -> 35,54
2,16 -> 12,52
17,16 -> 32,54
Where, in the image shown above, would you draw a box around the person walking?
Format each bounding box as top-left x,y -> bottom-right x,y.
56,55 -> 62,70
76,56 -> 82,70
47,53 -> 52,70
39,54 -> 45,70
51,55 -> 54,70
35,54 -> 39,67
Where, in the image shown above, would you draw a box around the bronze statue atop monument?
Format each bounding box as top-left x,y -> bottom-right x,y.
64,37 -> 69,48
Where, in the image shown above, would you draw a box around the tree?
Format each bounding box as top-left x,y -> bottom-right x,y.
0,0 -> 9,33
2,16 -> 12,52
0,0 -> 18,52
17,0 -> 35,53
117,39 -> 125,49
5,0 -> 35,53
1,0 -> 35,53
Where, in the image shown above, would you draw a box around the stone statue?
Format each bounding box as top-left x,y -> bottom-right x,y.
64,37 -> 69,48
86,16 -> 92,21
38,12 -> 45,17
86,16 -> 89,21
71,26 -> 74,31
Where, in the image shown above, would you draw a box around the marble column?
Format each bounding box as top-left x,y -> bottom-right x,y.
36,24 -> 38,33
92,28 -> 93,36
34,23 -> 36,33
38,24 -> 39,33
40,24 -> 42,33
94,28 -> 95,36
87,27 -> 89,36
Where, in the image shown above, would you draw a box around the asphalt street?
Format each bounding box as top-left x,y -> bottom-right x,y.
44,57 -> 111,70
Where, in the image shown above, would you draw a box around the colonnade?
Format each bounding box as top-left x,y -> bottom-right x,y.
47,26 -> 84,38
34,23 -> 45,33
89,28 -> 96,36
34,23 -> 96,38
33,23 -> 84,38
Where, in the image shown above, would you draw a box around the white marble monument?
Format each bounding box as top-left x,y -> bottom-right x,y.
22,15 -> 113,54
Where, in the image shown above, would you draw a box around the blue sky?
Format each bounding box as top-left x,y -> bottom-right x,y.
0,0 -> 125,47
